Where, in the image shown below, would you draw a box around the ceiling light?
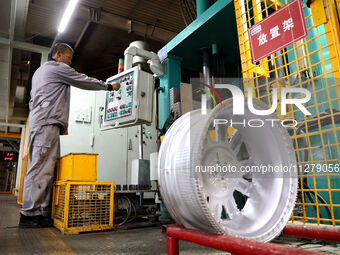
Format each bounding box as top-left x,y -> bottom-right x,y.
57,0 -> 79,33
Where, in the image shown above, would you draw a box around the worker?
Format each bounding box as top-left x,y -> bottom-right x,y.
19,43 -> 120,228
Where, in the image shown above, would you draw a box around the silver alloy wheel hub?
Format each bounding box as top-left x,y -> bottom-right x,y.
158,98 -> 297,242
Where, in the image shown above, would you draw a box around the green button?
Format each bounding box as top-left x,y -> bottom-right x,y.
118,90 -> 121,94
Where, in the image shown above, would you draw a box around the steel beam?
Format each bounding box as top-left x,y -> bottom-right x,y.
0,132 -> 21,139
74,21 -> 91,49
159,55 -> 182,129
2,0 -> 18,130
12,40 -> 50,54
196,0 -> 210,16
14,0 -> 30,40
0,37 -> 10,45
0,122 -> 25,128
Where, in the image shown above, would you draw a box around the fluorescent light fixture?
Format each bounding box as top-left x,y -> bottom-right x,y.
58,0 -> 79,33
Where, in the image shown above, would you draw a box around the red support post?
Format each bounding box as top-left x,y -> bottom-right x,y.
166,236 -> 179,255
283,224 -> 340,242
162,224 -> 330,255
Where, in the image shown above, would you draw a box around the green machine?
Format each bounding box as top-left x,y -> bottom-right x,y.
157,0 -> 340,226
157,0 -> 242,223
158,0 -> 241,128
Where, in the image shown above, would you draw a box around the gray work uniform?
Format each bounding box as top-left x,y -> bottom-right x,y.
22,60 -> 109,216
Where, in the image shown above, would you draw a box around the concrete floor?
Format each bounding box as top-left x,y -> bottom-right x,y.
0,194 -> 339,255
0,194 -> 225,254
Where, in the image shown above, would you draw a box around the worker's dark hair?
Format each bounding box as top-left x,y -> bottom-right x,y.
50,43 -> 74,58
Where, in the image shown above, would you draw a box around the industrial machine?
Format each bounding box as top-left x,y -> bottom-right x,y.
155,0 -> 340,247
99,41 -> 165,227
113,151 -> 161,227
100,34 -> 299,238
101,32 -> 299,238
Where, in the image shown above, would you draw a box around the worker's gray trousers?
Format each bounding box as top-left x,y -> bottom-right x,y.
22,125 -> 60,216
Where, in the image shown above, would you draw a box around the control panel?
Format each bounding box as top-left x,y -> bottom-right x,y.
103,66 -> 154,128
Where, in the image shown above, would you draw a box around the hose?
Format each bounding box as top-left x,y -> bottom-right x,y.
116,196 -> 138,226
117,196 -> 132,226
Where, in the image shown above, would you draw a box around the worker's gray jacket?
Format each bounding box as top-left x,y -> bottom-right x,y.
29,60 -> 108,133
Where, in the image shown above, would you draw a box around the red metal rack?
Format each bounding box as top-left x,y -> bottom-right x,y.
162,224 -> 340,255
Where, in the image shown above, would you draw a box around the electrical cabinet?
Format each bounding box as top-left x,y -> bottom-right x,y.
104,66 -> 154,128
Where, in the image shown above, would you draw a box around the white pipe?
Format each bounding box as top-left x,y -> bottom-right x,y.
123,46 -> 164,76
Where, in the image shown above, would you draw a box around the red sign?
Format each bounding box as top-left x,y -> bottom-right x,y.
248,0 -> 308,63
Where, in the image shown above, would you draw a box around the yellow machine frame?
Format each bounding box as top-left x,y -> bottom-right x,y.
234,0 -> 340,226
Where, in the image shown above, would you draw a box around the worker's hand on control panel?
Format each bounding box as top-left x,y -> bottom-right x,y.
112,81 -> 120,91
106,81 -> 120,91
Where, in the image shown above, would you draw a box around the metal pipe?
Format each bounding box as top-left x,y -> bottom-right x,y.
0,133 -> 21,139
0,122 -> 25,128
166,236 -> 179,255
202,48 -> 213,109
212,43 -> 218,55
123,46 -> 164,76
162,225 -> 328,255
196,0 -> 209,16
0,36 -> 10,45
139,124 -> 143,159
274,51 -> 286,78
283,224 -> 340,242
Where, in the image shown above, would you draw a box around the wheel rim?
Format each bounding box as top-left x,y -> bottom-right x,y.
158,98 -> 297,242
